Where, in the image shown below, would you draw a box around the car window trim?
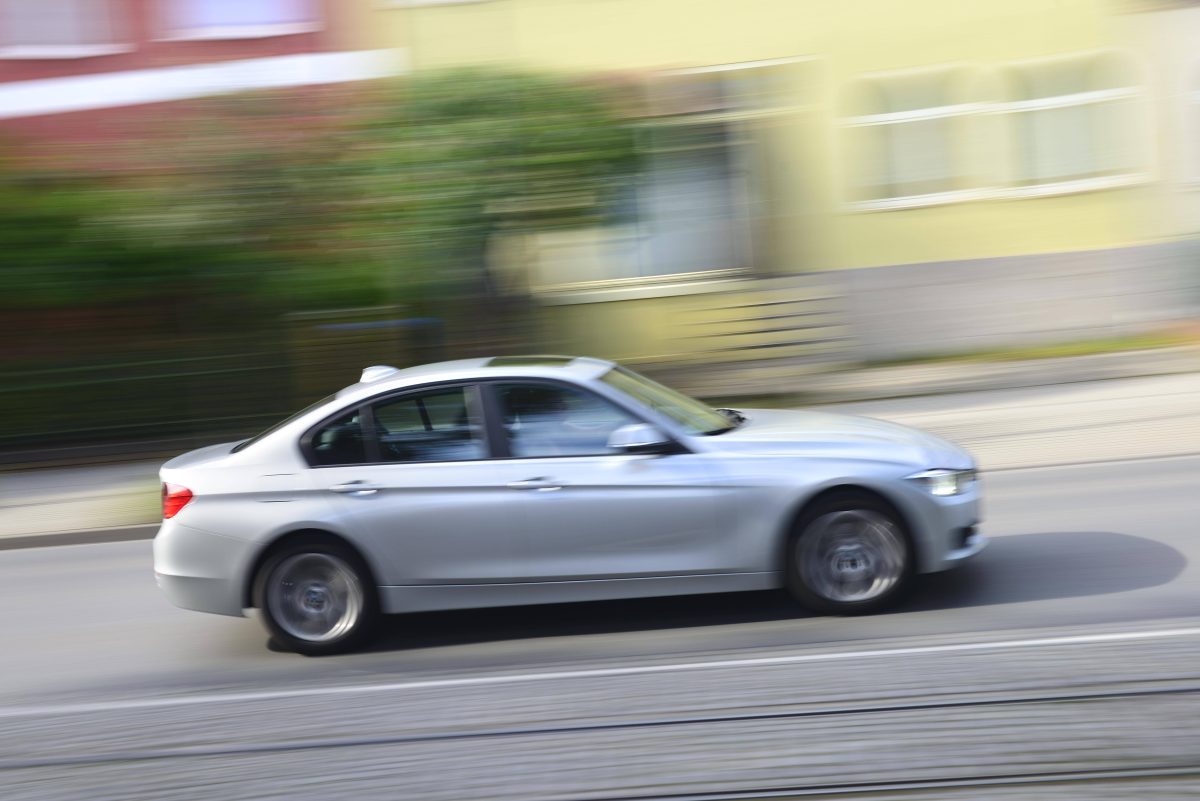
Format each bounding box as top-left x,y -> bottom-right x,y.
415,397 -> 433,432
358,402 -> 383,464
478,382 -> 513,459
299,375 -> 694,468
300,380 -> 491,468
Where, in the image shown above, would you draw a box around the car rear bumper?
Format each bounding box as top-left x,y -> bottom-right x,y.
153,519 -> 252,617
154,571 -> 244,617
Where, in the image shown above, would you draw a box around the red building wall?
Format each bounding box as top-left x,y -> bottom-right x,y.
0,0 -> 331,84
0,0 -> 385,152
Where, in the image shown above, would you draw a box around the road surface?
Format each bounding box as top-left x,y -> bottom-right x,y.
4,378 -> 1200,799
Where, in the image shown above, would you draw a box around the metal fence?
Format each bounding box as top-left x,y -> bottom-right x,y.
0,307 -> 441,466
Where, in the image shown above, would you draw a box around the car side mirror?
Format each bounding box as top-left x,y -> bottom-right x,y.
608,423 -> 674,454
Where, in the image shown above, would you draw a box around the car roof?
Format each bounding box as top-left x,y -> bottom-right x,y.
336,355 -> 615,400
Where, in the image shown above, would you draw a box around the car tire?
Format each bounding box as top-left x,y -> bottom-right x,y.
785,491 -> 913,615
252,535 -> 380,656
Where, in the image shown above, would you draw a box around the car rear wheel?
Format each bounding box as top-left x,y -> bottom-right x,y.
252,536 -> 379,655
786,492 -> 913,614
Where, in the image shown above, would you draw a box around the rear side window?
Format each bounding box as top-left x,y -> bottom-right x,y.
371,386 -> 485,463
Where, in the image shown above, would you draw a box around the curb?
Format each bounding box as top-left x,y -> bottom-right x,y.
0,524 -> 158,551
793,346 -> 1200,405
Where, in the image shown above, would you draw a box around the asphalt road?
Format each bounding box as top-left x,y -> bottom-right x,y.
4,449 -> 1200,800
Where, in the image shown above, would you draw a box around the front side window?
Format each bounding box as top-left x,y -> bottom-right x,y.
497,383 -> 638,458
371,386 -> 485,463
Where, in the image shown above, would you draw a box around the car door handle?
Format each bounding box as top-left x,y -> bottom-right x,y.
506,477 -> 562,492
329,481 -> 381,496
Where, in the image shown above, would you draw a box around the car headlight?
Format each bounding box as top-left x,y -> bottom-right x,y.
907,468 -> 976,496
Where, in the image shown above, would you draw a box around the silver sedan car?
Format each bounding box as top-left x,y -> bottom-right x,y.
154,355 -> 985,654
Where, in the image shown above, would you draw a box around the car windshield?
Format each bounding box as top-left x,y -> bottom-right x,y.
231,393 -> 338,453
600,366 -> 736,436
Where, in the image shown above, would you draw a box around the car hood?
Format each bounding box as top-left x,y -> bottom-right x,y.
699,408 -> 973,468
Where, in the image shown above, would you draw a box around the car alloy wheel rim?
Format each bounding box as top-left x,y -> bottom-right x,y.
799,510 -> 906,603
267,553 -> 363,643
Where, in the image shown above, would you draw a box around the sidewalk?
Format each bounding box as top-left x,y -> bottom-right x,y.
798,344 -> 1200,403
0,461 -> 161,544
2,346 -> 1198,545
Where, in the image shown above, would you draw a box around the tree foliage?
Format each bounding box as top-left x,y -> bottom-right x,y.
344,69 -> 638,298
0,69 -> 637,314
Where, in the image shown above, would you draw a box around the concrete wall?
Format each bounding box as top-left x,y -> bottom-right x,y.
837,240 -> 1200,361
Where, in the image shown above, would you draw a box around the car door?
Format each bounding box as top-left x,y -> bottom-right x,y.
486,380 -> 736,581
311,383 -> 521,585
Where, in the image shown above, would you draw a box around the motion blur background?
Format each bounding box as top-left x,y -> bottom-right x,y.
2,0 -> 1200,466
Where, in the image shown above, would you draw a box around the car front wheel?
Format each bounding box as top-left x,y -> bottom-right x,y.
786,492 -> 913,614
252,536 -> 379,655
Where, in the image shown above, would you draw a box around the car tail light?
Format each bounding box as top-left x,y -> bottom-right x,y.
162,483 -> 194,519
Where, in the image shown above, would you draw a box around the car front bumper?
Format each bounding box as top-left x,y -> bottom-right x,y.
940,523 -> 988,566
903,485 -> 986,574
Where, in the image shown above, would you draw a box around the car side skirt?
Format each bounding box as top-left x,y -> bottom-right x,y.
378,572 -> 779,614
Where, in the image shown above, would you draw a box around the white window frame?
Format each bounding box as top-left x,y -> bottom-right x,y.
379,0 -> 492,7
0,0 -> 133,59
0,42 -> 134,58
840,63 -> 989,213
996,54 -> 1149,198
155,0 -> 322,42
843,101 -> 990,211
841,53 -> 1149,212
0,50 -> 405,119
648,56 -> 819,121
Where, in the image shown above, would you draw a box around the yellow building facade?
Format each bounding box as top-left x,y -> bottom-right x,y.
349,0 -> 1189,372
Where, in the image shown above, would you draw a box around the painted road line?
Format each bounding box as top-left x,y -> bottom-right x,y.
3,625 -> 1199,719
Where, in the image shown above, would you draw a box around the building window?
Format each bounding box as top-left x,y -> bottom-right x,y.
533,59 -> 809,288
159,0 -> 320,41
843,68 -> 984,209
618,118 -> 751,279
0,0 -> 130,58
599,66 -> 779,281
382,1 -> 491,6
1003,53 -> 1144,194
